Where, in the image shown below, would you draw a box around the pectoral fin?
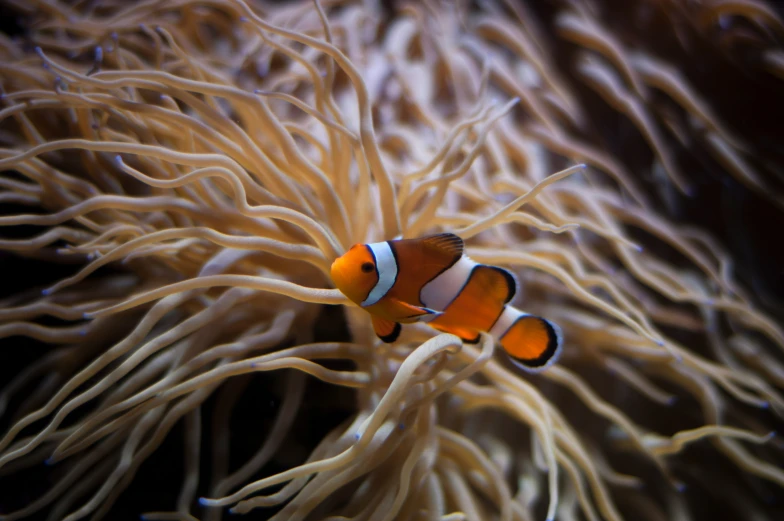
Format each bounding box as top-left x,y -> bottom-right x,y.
387,298 -> 443,322
371,315 -> 401,343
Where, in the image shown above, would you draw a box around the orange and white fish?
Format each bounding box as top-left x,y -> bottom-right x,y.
330,233 -> 563,371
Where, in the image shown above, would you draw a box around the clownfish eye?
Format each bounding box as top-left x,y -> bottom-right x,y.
361,262 -> 375,273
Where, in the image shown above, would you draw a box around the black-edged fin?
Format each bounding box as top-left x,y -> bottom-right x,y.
475,265 -> 518,304
372,315 -> 401,343
500,315 -> 563,372
386,297 -> 444,321
490,266 -> 518,303
421,233 -> 464,258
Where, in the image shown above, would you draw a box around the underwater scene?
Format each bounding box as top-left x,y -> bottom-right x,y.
0,0 -> 783,520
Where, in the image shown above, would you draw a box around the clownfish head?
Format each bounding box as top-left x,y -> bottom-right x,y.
330,244 -> 380,305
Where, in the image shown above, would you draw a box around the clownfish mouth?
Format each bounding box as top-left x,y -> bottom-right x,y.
330,257 -> 345,290
329,255 -> 356,302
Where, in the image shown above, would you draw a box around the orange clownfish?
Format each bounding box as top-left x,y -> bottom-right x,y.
330,233 -> 563,372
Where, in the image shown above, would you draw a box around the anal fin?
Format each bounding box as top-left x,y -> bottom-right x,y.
372,315 -> 401,343
431,323 -> 481,343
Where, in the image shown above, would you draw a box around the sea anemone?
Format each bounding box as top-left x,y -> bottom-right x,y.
0,0 -> 782,520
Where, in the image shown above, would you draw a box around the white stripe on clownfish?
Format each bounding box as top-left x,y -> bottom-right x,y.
361,241 -> 398,307
420,256 -> 478,312
489,306 -> 525,338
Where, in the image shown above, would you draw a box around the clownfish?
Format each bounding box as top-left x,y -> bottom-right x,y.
330,233 -> 563,371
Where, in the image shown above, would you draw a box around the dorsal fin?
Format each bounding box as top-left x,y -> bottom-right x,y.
488,266 -> 518,303
420,233 -> 464,257
385,233 -> 464,307
473,265 -> 518,304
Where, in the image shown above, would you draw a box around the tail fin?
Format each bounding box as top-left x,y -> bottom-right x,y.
497,313 -> 563,372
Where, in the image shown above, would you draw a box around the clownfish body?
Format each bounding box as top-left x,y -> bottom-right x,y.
330,233 -> 563,371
